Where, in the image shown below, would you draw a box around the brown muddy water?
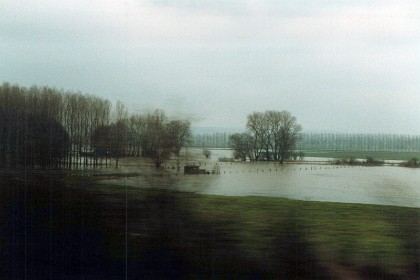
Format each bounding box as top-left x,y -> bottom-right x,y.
103,148 -> 420,208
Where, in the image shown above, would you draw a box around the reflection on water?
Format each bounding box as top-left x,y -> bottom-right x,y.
106,160 -> 420,208
98,148 -> 420,208
204,164 -> 420,208
2,164 -> 417,278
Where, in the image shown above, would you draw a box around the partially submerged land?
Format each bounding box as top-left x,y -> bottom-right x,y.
1,84 -> 419,279
302,150 -> 420,162
1,171 -> 419,279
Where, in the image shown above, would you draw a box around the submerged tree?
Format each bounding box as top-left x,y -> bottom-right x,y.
203,149 -> 211,159
0,82 -> 195,170
166,120 -> 192,171
91,121 -> 128,168
232,110 -> 302,163
229,133 -> 255,161
91,124 -> 112,167
276,111 -> 302,163
142,110 -> 169,168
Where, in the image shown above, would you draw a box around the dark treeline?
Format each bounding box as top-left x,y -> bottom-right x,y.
0,82 -> 191,170
192,132 -> 420,152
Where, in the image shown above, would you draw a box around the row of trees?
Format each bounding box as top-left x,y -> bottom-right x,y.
229,111 -> 302,163
0,82 -> 191,170
91,109 -> 191,169
297,133 -> 420,152
191,132 -> 230,148
193,131 -> 420,153
0,109 -> 69,169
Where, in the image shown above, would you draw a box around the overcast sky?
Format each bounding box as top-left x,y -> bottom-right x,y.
1,0 -> 419,134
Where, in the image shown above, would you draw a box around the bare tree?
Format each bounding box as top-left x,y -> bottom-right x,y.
246,112 -> 265,160
140,109 -> 169,168
92,124 -> 112,167
229,132 -> 255,161
203,149 -> 211,159
276,111 -> 302,163
166,120 -> 192,170
240,110 -> 302,163
109,120 -> 128,168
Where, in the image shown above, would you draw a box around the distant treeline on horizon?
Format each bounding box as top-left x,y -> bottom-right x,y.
191,132 -> 420,152
2,81 -> 420,171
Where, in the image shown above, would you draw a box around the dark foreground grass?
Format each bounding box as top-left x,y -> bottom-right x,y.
1,172 -> 419,279
303,150 -> 420,161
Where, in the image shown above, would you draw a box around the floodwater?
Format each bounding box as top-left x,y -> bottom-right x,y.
105,149 -> 420,208
199,163 -> 420,208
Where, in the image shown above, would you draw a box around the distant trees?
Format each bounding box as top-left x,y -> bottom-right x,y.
193,132 -> 420,153
0,82 -> 192,170
202,149 -> 211,159
297,133 -> 420,152
364,157 -> 384,166
92,109 -> 192,169
400,158 -> 419,168
91,124 -> 112,167
166,120 -> 192,170
229,133 -> 255,161
191,132 -> 230,148
91,121 -> 128,168
0,84 -> 69,169
274,111 -> 302,163
61,92 -> 111,169
230,111 -> 302,163
24,116 -> 69,169
0,110 -> 69,169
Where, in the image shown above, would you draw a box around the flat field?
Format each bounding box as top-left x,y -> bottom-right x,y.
2,170 -> 417,279
90,184 -> 420,279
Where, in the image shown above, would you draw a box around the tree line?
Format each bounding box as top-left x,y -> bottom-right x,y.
192,131 -> 420,153
229,111 -> 302,163
0,82 -> 191,170
190,132 -> 230,148
297,133 -> 420,152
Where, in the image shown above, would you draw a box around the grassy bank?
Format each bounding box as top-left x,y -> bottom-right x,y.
88,183 -> 419,279
1,172 -> 419,279
303,150 -> 420,161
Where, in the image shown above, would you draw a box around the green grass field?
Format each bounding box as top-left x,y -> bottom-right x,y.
302,150 -> 420,161
88,184 -> 420,279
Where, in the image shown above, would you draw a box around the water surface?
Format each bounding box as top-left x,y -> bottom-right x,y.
106,160 -> 420,208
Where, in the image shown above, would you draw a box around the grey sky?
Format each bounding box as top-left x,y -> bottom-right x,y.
1,0 -> 419,134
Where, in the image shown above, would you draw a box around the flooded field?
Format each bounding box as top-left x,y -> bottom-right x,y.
2,149 -> 419,278
103,148 -> 420,208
